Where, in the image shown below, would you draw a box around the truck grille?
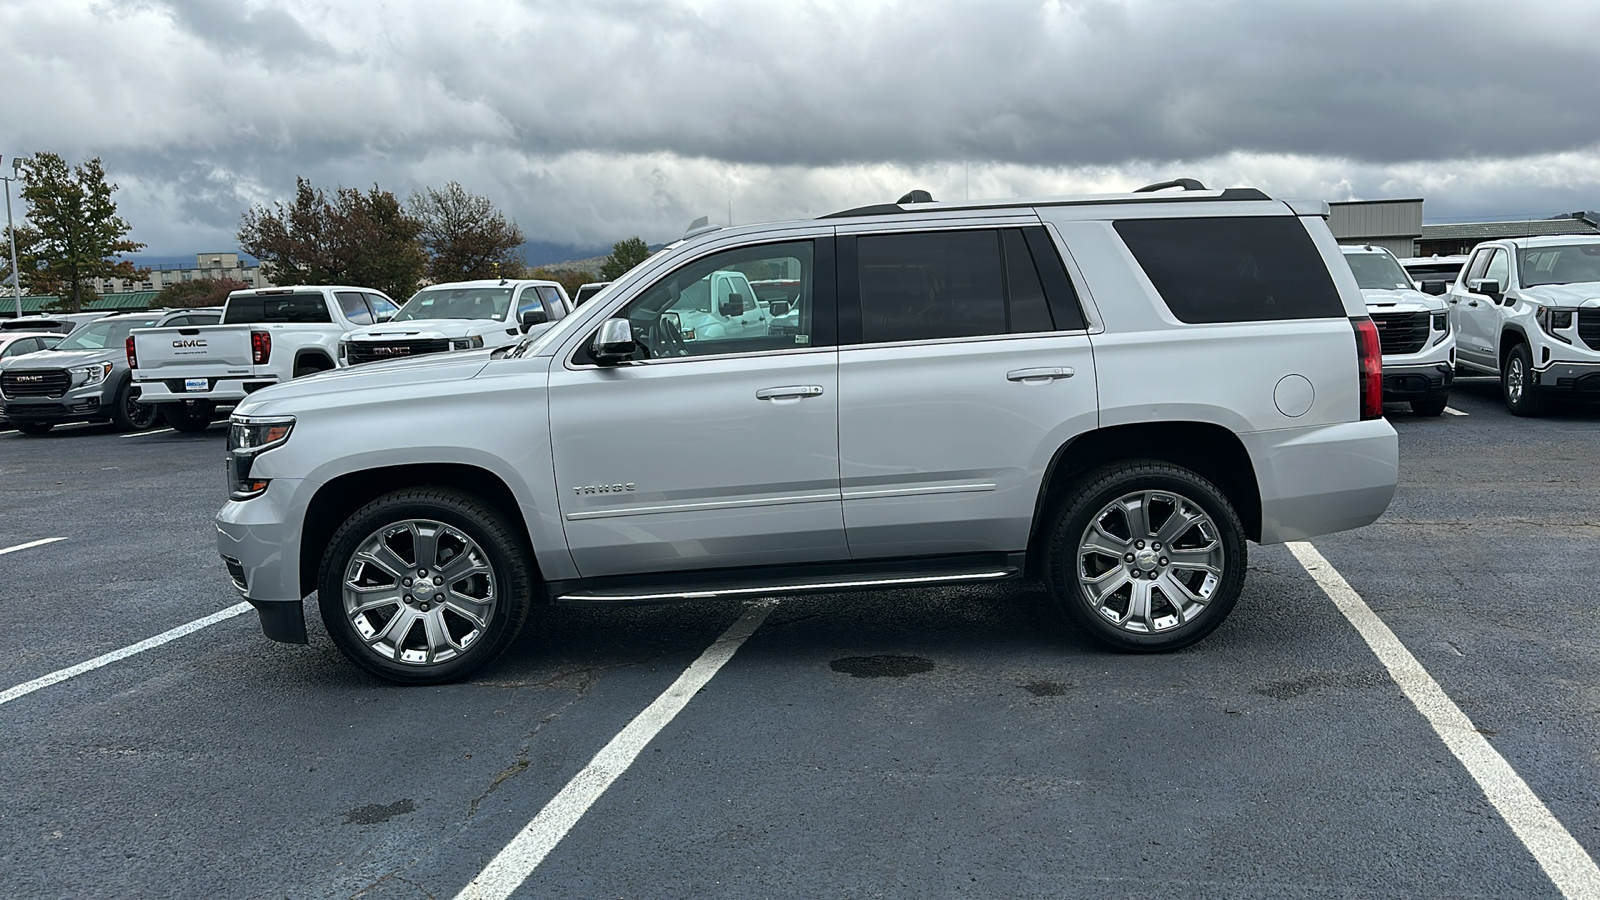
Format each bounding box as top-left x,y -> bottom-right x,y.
1370,312 -> 1430,356
1,369 -> 71,398
346,340 -> 451,365
1579,311 -> 1600,352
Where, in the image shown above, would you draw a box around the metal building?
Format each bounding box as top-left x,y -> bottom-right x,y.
1327,199 -> 1424,257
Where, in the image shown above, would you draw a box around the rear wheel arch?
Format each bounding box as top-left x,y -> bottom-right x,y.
1025,422 -> 1261,575
293,348 -> 335,376
299,463 -> 538,597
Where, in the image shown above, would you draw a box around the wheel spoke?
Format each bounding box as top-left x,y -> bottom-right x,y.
359,543 -> 411,582
411,523 -> 443,571
422,609 -> 456,659
1081,525 -> 1129,560
1084,570 -> 1130,606
1120,495 -> 1154,542
1155,503 -> 1204,547
1156,572 -> 1202,608
1165,546 -> 1220,574
350,592 -> 403,614
369,607 -> 417,649
440,597 -> 488,629
438,550 -> 490,584
1126,580 -> 1156,632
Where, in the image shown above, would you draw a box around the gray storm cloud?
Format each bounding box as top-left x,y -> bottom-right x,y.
2,0 -> 1597,254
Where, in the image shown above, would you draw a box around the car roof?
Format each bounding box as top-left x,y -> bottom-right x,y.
1398,255 -> 1470,265
1498,235 -> 1600,249
0,331 -> 60,341
1340,245 -> 1397,255
415,279 -> 560,290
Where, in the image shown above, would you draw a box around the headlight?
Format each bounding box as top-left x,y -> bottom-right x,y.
450,335 -> 485,351
1536,307 -> 1575,344
227,415 -> 295,499
70,362 -> 114,388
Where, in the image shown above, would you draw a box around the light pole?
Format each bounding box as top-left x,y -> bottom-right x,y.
1,156 -> 22,320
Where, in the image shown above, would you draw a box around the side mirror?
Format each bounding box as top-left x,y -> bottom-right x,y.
591,318 -> 635,365
1420,280 -> 1448,296
719,292 -> 745,317
374,310 -> 395,323
519,308 -> 548,332
769,300 -> 790,317
1473,279 -> 1502,300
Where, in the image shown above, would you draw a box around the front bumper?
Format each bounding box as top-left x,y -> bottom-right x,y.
1535,360 -> 1600,393
1381,361 -> 1453,399
1241,418 -> 1399,544
215,477 -> 309,643
0,384 -> 116,423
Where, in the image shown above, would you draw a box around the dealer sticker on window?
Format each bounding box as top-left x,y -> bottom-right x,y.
185,378 -> 208,392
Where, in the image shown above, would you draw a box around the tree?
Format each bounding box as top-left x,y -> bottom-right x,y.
529,266 -> 596,299
0,153 -> 148,312
153,277 -> 250,309
238,178 -> 427,301
409,181 -> 526,282
599,236 -> 651,280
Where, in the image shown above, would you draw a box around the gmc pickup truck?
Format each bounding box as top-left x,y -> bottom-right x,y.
129,286 -> 399,430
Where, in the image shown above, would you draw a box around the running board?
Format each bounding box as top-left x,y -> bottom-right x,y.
553,559 -> 1022,605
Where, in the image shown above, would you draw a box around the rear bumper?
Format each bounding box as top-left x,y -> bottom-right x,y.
1242,418 -> 1398,544
135,376 -> 277,404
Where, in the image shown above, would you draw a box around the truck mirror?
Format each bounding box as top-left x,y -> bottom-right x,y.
591,318 -> 635,365
1420,281 -> 1448,295
1473,279 -> 1501,300
519,309 -> 548,332
720,292 -> 745,317
769,300 -> 790,317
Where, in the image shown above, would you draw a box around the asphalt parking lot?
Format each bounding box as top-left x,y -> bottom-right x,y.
3,378 -> 1600,899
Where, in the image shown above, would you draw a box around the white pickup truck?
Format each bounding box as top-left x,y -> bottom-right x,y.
129,286 -> 399,430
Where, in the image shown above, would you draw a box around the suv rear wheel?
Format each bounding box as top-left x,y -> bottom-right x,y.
317,487 -> 534,685
1046,461 -> 1247,652
1501,343 -> 1546,417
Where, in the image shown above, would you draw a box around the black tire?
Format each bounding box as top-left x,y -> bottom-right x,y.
317,487 -> 534,685
1501,343 -> 1545,417
1409,396 -> 1449,417
111,378 -> 160,431
12,421 -> 53,435
1045,461 -> 1247,653
161,400 -> 216,432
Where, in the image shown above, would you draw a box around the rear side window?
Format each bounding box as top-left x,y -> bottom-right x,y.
1114,217 -> 1344,324
223,292 -> 333,324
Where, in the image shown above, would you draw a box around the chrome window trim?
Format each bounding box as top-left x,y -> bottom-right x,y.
564,342 -> 837,371
838,329 -> 1091,354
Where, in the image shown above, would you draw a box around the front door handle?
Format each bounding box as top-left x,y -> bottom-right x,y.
1006,367 -> 1074,383
756,385 -> 824,401
1468,301 -> 1479,307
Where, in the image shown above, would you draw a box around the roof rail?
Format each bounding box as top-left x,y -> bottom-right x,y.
820,185 -> 1272,219
1134,178 -> 1208,193
897,190 -> 934,204
683,216 -> 721,239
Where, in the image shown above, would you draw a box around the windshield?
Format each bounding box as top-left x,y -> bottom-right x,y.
1517,243 -> 1600,287
1344,251 -> 1412,290
55,318 -> 161,351
394,287 -> 514,322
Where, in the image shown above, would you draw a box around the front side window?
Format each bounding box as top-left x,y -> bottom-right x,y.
393,287 -> 514,322
578,240 -> 816,363
337,291 -> 374,325
365,294 -> 399,320
1464,249 -> 1493,285
516,288 -> 544,317
1483,250 -> 1509,288
1517,243 -> 1600,287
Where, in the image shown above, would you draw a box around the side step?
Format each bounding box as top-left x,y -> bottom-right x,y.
553,556 -> 1023,605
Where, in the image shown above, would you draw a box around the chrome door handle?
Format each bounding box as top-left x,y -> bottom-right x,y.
1006,367 -> 1074,383
756,385 -> 824,400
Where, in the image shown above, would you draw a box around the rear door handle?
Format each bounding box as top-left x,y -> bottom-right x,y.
756,385 -> 824,401
1006,367 -> 1074,383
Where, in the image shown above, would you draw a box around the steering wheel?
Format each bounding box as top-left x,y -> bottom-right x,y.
658,315 -> 689,358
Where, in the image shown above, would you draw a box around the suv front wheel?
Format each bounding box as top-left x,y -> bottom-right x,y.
317,487 -> 534,684
1046,462 -> 1247,652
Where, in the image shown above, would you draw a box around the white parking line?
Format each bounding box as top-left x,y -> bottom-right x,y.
0,602 -> 252,708
1288,542 -> 1600,900
453,601 -> 775,900
1443,406 -> 1469,416
120,427 -> 175,438
0,537 -> 67,556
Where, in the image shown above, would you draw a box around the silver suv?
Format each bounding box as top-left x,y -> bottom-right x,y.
217,182 -> 1399,684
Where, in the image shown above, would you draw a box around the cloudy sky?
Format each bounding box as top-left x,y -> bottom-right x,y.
3,0 -> 1598,261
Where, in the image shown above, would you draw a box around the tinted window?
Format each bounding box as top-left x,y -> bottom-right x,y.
581,240 -> 817,363
223,293 -> 333,324
1,338 -> 39,358
1115,217 -> 1344,323
536,286 -> 565,318
858,231 -> 1006,342
56,318 -> 163,350
1003,230 -> 1056,333
337,291 -> 374,325
188,313 -> 220,326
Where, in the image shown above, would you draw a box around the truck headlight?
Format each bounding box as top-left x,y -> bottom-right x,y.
70,362 -> 114,388
227,415 -> 295,499
1536,307 -> 1575,344
450,336 -> 485,351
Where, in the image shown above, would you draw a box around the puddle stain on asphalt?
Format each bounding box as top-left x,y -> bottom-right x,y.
343,799 -> 417,825
829,655 -> 936,678
1254,669 -> 1386,700
1022,680 -> 1072,697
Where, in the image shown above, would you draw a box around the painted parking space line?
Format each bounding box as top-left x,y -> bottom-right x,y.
0,602 -> 252,708
0,537 -> 68,557
1443,406 -> 1469,416
120,427 -> 176,438
453,600 -> 776,900
1288,542 -> 1600,900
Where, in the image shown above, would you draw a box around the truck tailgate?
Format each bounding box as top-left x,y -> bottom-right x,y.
131,325 -> 257,375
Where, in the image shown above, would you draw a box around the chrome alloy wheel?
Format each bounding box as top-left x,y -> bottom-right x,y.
1506,355 -> 1525,405
341,519 -> 497,666
1076,490 -> 1225,634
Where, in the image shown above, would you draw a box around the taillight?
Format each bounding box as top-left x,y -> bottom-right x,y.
126,335 -> 138,369
1352,316 -> 1383,420
251,330 -> 271,365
